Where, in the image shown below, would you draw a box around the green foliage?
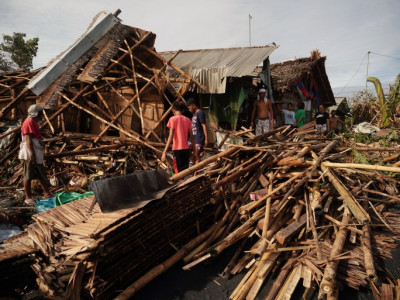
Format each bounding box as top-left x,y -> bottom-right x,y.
341,132 -> 373,144
352,149 -> 370,165
379,128 -> 400,147
0,32 -> 39,71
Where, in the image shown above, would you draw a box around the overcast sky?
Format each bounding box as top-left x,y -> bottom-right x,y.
1,0 -> 399,98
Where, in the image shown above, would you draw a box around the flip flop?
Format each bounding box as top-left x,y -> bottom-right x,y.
24,199 -> 36,206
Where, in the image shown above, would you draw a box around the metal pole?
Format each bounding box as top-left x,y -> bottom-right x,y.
249,14 -> 252,47
365,51 -> 370,95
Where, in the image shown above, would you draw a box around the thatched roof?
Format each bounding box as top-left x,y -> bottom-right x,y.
271,55 -> 336,106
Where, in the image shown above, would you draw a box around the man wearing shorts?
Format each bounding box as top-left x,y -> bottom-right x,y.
162,100 -> 196,173
18,104 -> 51,205
186,98 -> 208,163
315,105 -> 329,135
251,88 -> 274,135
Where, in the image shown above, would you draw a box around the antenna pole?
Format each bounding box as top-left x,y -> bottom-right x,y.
249,14 -> 252,46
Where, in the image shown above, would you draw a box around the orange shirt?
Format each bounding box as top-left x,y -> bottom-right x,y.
167,115 -> 192,150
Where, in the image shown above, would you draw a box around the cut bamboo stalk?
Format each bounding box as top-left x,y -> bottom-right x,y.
246,251 -> 280,300
322,161 -> 400,173
253,173 -> 275,259
238,169 -> 308,215
320,162 -> 370,223
361,224 -> 378,282
320,207 -> 351,296
275,264 -> 303,300
213,159 -> 263,189
169,146 -> 239,183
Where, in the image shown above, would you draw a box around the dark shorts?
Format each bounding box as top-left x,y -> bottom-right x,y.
173,149 -> 190,174
21,160 -> 47,182
195,144 -> 204,153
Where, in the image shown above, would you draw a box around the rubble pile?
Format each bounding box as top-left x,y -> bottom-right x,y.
116,126 -> 400,299
1,175 -> 214,298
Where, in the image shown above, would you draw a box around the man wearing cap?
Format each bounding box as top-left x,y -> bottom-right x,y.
251,88 -> 274,135
18,104 -> 51,205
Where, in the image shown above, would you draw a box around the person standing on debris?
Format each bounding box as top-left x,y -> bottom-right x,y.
315,104 -> 329,135
18,104 -> 52,205
279,102 -> 296,127
186,98 -> 208,163
327,110 -> 347,134
250,88 -> 274,135
162,100 -> 196,174
295,102 -> 306,128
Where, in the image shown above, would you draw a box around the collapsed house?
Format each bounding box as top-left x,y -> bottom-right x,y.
271,51 -> 336,125
0,10 -> 207,194
160,44 -> 279,140
0,10 -> 202,141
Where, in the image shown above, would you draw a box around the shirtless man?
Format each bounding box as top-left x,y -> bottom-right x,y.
251,88 -> 274,135
327,110 -> 346,134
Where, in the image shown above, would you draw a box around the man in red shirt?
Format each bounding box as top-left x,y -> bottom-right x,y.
18,104 -> 51,205
161,100 -> 196,174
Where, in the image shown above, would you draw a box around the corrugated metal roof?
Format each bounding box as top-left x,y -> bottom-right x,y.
161,44 -> 278,78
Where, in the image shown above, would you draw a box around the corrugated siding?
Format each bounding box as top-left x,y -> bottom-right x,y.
161,45 -> 278,93
162,45 -> 278,78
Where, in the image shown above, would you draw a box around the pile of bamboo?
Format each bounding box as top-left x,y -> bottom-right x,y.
0,174 -> 214,298
0,131 -> 168,198
117,126 -> 400,299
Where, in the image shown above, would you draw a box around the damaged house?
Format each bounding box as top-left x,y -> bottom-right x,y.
270,50 -> 336,125
0,10 -> 201,143
160,44 -> 279,142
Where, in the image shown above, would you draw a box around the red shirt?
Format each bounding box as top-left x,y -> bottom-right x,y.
167,115 -> 191,150
21,118 -> 41,139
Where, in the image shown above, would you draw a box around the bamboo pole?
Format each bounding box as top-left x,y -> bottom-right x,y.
94,51 -> 180,144
253,172 -> 275,259
361,224 -> 378,282
169,146 -> 239,182
264,258 -> 297,300
58,92 -> 161,154
114,225 -> 215,300
45,144 -> 124,159
320,207 -> 351,296
320,162 -> 370,223
322,161 -> 400,173
143,70 -> 190,140
213,159 -> 263,189
238,169 -> 310,215
124,39 -> 144,134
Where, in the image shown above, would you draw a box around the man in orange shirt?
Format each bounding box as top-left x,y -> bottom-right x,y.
161,100 -> 196,174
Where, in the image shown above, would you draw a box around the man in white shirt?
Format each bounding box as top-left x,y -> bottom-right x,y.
281,103 -> 296,126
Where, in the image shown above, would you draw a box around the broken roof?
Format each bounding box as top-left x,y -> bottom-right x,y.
271,55 -> 336,106
27,11 -> 156,109
160,44 -> 279,93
